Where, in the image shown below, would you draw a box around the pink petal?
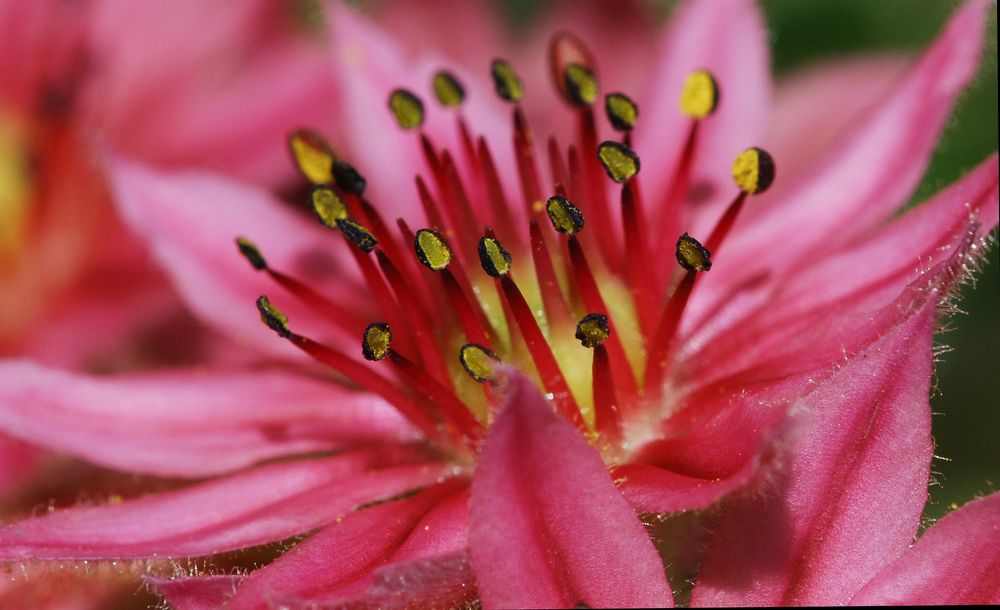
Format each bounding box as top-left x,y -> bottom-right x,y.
84,0 -> 339,187
108,156 -> 370,359
770,55 -> 912,180
469,372 -> 672,609
0,360 -> 414,478
851,492 -> 1000,605
146,575 -> 244,610
636,0 -> 771,233
223,482 -> 464,610
686,154 -> 998,388
0,447 -> 446,560
691,299 -> 937,606
709,0 -> 990,286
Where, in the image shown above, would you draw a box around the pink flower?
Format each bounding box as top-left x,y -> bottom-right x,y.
1,1 -> 998,608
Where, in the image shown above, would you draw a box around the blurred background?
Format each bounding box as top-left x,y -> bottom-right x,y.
499,0 -> 998,521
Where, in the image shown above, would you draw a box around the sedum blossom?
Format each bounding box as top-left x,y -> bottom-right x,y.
1,0 -> 998,607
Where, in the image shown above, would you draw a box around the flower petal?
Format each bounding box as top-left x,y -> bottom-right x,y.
636,0 -> 770,233
108,156 -> 370,359
0,360 -> 415,478
711,0 -> 990,281
469,371 -> 672,609
223,482 -> 463,610
0,447 -> 445,560
691,299 -> 937,606
851,492 -> 1000,605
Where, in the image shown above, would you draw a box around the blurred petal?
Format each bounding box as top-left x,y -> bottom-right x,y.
712,0 -> 990,283
108,156 -> 370,360
851,492 -> 1000,605
469,372 -> 672,609
0,447 -> 445,559
0,360 -> 414,478
692,299 -> 936,606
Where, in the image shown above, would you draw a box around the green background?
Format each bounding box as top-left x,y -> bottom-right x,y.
502,0 -> 998,520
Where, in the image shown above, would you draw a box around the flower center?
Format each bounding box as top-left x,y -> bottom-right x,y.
240,34 -> 776,459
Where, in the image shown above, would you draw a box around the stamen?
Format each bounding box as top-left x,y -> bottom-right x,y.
238,238 -> 367,335
620,182 -> 655,340
645,234 -> 712,392
596,141 -> 640,183
703,147 -> 776,255
415,229 -> 492,347
415,176 -> 450,236
388,88 -> 425,130
529,219 -> 573,328
512,107 -> 545,217
288,128 -> 335,185
490,59 -> 524,103
576,313 -> 621,441
336,218 -> 378,253
564,63 -> 598,107
605,93 -> 638,132
679,70 -> 720,119
548,31 -> 597,105
255,300 -> 442,441
363,321 -> 484,441
545,195 -> 585,234
311,186 -> 349,228
331,159 -> 367,197
478,232 -> 584,430
432,70 -> 466,107
477,137 -> 521,247
459,343 -> 500,383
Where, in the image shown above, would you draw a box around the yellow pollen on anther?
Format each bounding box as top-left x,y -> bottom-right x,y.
236,237 -> 267,270
337,218 -> 378,253
478,235 -> 512,278
679,70 -> 719,119
564,63 -> 598,107
605,93 -> 638,131
288,129 -> 335,184
311,186 -> 348,228
388,89 -> 425,130
256,295 -> 290,337
490,59 -> 524,103
575,313 -> 610,348
362,322 -> 392,361
546,195 -> 585,234
432,71 -> 466,107
676,233 -> 712,272
414,228 -> 454,271
459,343 -> 500,382
731,147 -> 776,195
597,141 -> 640,183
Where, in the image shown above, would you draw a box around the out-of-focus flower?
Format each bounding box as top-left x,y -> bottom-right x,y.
1,0 -> 998,608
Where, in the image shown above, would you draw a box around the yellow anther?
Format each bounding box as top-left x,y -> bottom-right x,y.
676,233 -> 712,272
362,322 -> 392,361
432,71 -> 465,107
545,195 -> 585,234
459,343 -> 500,382
337,218 -> 378,253
564,63 -> 598,107
288,129 -> 335,184
575,313 -> 610,348
311,186 -> 348,229
731,147 -> 775,195
605,92 -> 638,131
236,237 -> 267,270
596,141 -> 640,183
491,59 -> 523,103
478,234 -> 512,278
679,70 -> 719,119
388,89 -> 425,130
256,296 -> 291,338
414,228 -> 454,271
